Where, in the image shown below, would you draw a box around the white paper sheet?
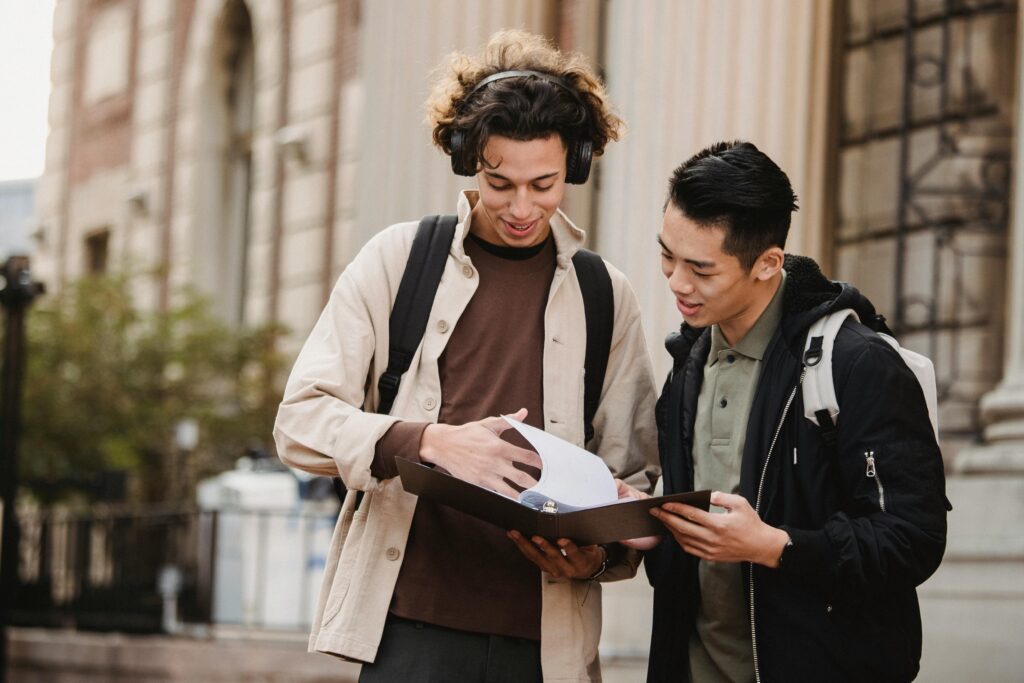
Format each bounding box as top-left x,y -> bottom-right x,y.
502,416 -> 619,512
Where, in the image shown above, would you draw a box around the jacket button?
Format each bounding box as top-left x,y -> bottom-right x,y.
826,604 -> 833,613
437,320 -> 449,333
385,547 -> 401,561
727,354 -> 736,363
423,397 -> 437,411
720,398 -> 728,408
462,265 -> 474,278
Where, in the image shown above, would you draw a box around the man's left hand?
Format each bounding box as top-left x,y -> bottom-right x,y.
651,491 -> 790,567
507,531 -> 606,579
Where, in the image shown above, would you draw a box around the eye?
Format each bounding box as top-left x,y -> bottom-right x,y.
533,184 -> 554,192
660,251 -> 673,261
692,270 -> 711,278
487,181 -> 511,191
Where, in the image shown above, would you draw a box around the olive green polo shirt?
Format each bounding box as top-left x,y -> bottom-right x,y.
688,271 -> 786,683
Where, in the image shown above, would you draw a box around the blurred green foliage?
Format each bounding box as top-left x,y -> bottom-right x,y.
19,274 -> 288,504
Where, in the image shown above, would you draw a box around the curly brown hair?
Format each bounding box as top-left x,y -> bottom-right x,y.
426,29 -> 624,175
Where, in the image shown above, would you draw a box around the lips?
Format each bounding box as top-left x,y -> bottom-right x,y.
501,219 -> 538,236
677,299 -> 703,317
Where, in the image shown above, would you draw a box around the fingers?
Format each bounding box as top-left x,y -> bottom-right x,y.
490,479 -> 523,499
507,532 -> 598,578
651,506 -> 715,545
615,479 -> 650,501
620,534 -> 662,551
661,502 -> 714,528
710,490 -> 747,510
500,466 -> 540,493
507,530 -> 562,573
488,408 -> 529,434
510,444 -> 543,470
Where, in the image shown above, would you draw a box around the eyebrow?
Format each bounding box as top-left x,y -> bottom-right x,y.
657,236 -> 715,270
484,171 -> 559,183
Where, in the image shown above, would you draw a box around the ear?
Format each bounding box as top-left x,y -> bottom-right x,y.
752,247 -> 785,282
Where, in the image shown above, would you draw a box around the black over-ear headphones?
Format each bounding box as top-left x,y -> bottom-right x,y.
448,69 -> 594,184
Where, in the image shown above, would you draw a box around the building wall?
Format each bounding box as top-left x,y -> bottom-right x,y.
596,0 -> 835,377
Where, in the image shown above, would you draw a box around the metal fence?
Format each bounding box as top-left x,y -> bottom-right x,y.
9,505 -> 336,634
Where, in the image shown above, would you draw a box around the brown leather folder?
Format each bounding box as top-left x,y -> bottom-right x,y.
396,458 -> 712,546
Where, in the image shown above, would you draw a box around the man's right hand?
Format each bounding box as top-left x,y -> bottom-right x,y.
615,479 -> 663,551
419,408 -> 542,498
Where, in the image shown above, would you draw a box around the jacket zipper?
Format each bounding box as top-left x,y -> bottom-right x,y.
865,450 -> 886,512
750,368 -> 805,683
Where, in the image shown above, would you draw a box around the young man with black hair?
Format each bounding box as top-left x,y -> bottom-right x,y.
621,141 -> 948,682
273,30 -> 657,682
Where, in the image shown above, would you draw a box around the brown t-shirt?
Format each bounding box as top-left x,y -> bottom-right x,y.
370,231 -> 555,640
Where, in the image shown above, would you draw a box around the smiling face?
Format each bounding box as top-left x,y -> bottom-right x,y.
659,203 -> 784,345
469,134 -> 567,248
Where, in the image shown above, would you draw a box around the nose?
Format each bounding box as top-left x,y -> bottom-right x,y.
668,266 -> 695,296
509,188 -> 532,220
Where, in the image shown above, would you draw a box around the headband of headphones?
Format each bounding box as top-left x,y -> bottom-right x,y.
449,69 -> 594,184
465,69 -> 582,103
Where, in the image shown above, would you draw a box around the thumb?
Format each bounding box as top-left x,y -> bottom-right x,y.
483,408 -> 529,434
495,408 -> 529,433
710,491 -> 746,511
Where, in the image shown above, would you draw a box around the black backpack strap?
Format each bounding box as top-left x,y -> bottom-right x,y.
376,214 -> 457,415
572,248 -> 613,445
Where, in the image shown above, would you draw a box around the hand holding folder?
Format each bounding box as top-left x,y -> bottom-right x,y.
396,417 -> 710,546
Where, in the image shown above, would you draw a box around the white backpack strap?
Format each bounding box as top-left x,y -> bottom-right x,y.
802,308 -> 859,429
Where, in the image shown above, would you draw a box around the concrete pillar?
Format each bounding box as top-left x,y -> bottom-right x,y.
957,8 -> 1024,471
915,10 -> 1024,679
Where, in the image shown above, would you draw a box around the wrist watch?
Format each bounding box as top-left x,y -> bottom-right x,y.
586,544 -> 610,580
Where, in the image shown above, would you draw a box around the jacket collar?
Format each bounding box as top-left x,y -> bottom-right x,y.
454,190 -> 586,269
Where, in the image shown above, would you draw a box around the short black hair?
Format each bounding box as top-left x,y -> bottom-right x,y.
666,141 -> 799,270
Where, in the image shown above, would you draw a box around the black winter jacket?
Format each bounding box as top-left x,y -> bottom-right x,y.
644,255 -> 948,683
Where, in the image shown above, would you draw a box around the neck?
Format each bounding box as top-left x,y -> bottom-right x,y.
718,271 -> 783,346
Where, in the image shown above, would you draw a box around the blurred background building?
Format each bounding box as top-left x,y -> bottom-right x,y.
8,0 -> 1024,680
0,181 -> 37,262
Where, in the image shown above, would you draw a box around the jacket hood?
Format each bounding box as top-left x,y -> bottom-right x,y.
664,254 -> 891,365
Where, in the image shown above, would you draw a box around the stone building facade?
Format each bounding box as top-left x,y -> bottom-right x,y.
35,0 -> 1024,678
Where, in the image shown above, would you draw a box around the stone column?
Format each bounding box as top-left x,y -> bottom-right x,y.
916,10 -> 1024,679
957,23 -> 1024,471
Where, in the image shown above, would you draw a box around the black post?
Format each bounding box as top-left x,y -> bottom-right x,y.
0,256 -> 43,683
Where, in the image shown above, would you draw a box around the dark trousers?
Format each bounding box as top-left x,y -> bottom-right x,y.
358,616 -> 543,683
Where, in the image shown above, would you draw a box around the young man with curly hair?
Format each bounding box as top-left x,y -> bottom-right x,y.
274,30 -> 658,682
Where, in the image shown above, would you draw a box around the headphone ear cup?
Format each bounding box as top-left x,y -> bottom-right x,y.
565,139 -> 593,184
449,129 -> 475,176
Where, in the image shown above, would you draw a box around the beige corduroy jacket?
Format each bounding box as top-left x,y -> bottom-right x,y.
273,191 -> 659,682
